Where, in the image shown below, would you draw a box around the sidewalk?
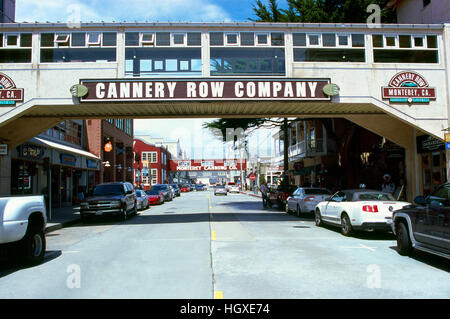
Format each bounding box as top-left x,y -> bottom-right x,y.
45,205 -> 81,233
239,190 -> 262,198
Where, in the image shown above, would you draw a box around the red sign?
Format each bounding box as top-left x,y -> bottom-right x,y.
0,73 -> 24,106
79,78 -> 331,102
170,159 -> 246,171
249,173 -> 256,181
382,71 -> 436,103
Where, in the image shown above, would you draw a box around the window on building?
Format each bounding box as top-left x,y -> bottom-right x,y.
151,168 -> 158,185
125,48 -> 201,77
373,34 -> 439,63
210,47 -> 285,76
39,32 -> 117,63
293,33 -> 365,62
423,0 -> 431,7
0,33 -> 33,63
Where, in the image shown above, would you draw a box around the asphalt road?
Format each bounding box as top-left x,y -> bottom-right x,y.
0,190 -> 449,299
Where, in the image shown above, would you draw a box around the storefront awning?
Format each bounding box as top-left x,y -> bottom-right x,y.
30,137 -> 100,160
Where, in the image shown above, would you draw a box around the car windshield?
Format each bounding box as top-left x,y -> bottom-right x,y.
216,186 -> 225,189
357,192 -> 395,201
152,185 -> 167,190
136,191 -> 142,197
170,184 -> 179,189
146,190 -> 160,195
228,182 -> 236,185
304,189 -> 331,195
182,185 -> 189,188
93,184 -> 124,196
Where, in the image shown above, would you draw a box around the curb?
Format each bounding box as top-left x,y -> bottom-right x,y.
45,218 -> 80,234
239,191 -> 262,199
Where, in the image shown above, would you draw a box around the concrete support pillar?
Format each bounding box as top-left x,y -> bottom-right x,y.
0,152 -> 11,195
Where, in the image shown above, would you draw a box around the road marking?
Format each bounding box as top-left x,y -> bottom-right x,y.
211,230 -> 216,241
341,243 -> 377,252
215,291 -> 223,299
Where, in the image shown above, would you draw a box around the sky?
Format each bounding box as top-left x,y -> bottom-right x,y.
15,0 -> 283,159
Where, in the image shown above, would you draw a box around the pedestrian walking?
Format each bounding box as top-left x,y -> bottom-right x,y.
260,182 -> 268,208
381,174 -> 395,194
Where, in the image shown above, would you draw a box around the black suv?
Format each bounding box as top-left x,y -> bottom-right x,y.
80,182 -> 137,222
392,183 -> 450,259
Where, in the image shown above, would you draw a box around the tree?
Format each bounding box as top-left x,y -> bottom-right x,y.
204,1 -> 397,189
252,0 -> 397,23
204,117 -> 298,188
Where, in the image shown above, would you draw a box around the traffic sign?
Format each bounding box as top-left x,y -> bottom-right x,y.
249,173 -> 256,181
446,142 -> 450,150
445,133 -> 450,143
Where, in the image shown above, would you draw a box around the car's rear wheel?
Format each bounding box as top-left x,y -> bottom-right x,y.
296,205 -> 302,217
121,205 -> 128,221
396,221 -> 412,256
341,213 -> 353,237
20,226 -> 46,265
285,202 -> 290,213
315,209 -> 323,227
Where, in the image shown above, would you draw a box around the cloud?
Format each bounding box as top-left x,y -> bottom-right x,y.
16,0 -> 231,23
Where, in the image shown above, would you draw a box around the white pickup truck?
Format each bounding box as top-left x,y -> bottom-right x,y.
0,196 -> 47,264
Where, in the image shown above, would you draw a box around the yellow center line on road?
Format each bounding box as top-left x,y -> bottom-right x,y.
211,230 -> 216,241
215,291 -> 223,299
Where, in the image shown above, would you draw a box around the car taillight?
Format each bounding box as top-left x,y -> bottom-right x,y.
362,205 -> 379,212
304,196 -> 315,202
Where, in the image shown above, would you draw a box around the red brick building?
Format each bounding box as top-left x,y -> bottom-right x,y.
85,119 -> 134,189
133,137 -> 172,190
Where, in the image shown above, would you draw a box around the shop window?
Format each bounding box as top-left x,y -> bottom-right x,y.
373,49 -> 438,63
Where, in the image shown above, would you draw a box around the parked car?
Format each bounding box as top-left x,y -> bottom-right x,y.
145,189 -> 165,205
226,182 -> 240,193
268,185 -> 298,210
195,184 -> 206,191
214,185 -> 228,196
0,195 -> 47,265
151,184 -> 173,201
80,182 -> 137,222
135,189 -> 150,210
189,184 -> 195,191
286,187 -> 332,215
180,184 -> 190,192
169,184 -> 181,197
315,189 -> 411,237
392,183 -> 450,259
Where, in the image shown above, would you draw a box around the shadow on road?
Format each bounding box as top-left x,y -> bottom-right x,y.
0,250 -> 62,278
388,246 -> 450,272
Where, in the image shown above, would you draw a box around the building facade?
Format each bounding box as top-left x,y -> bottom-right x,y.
0,22 -> 448,202
133,137 -> 172,189
85,119 -> 134,188
389,0 -> 450,24
0,0 -> 15,23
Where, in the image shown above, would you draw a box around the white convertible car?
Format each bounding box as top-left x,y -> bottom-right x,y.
314,189 -> 411,236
